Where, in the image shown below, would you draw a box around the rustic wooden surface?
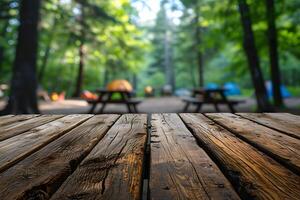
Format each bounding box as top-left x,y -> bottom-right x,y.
0,115 -> 37,127
206,113 -> 300,174
0,115 -> 63,141
237,113 -> 300,139
0,113 -> 299,200
0,114 -> 92,173
51,114 -> 147,200
0,115 -> 119,199
180,113 -> 300,200
150,114 -> 239,200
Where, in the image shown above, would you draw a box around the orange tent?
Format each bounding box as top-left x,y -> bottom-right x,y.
106,80 -> 133,92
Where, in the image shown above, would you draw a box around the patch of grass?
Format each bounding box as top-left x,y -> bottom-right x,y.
240,88 -> 254,97
287,86 -> 300,97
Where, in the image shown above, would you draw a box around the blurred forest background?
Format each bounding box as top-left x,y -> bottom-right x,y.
0,0 -> 299,113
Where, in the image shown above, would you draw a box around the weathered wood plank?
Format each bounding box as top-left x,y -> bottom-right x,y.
0,115 -> 119,200
180,113 -> 300,200
0,114 -> 38,127
206,113 -> 300,174
0,114 -> 14,120
0,114 -> 92,173
51,114 -> 147,200
0,115 -> 63,141
150,114 -> 239,200
237,113 -> 300,139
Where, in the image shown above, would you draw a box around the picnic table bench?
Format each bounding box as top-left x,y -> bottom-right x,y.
0,113 -> 299,199
182,88 -> 245,113
87,89 -> 142,113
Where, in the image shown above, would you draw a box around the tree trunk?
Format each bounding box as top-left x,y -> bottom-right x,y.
0,20 -> 9,73
103,68 -> 109,87
164,30 -> 175,92
195,3 -> 204,87
189,64 -> 197,88
73,41 -> 85,97
73,4 -> 85,97
38,18 -> 58,82
238,0 -> 272,112
266,0 -> 283,107
38,42 -> 51,82
132,74 -> 137,91
0,0 -> 41,115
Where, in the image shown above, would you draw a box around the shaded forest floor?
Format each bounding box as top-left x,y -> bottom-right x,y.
1,97 -> 300,114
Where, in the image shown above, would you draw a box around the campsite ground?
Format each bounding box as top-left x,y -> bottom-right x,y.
1,97 -> 300,114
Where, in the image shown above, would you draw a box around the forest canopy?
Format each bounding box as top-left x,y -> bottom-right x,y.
0,0 -> 299,113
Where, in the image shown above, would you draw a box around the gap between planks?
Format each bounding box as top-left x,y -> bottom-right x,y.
50,114 -> 148,200
205,113 -> 300,175
236,113 -> 300,140
0,114 -> 298,198
141,114 -> 152,200
180,113 -> 300,200
149,114 -> 239,200
0,115 -> 65,142
0,114 -> 120,200
0,115 -> 39,127
0,115 -> 93,173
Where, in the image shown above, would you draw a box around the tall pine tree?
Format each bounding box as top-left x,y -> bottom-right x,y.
1,0 -> 41,114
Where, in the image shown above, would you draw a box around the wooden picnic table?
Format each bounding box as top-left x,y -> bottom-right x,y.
87,89 -> 142,114
0,113 -> 299,199
183,88 -> 244,113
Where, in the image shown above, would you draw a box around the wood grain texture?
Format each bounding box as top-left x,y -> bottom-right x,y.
0,115 -> 14,120
0,114 -> 92,173
180,113 -> 300,200
150,114 -> 240,200
0,115 -> 119,200
206,113 -> 300,174
0,115 -> 63,141
237,113 -> 300,139
0,114 -> 38,127
51,114 -> 147,200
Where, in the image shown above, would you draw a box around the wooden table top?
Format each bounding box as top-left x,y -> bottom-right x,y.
0,113 -> 299,199
95,89 -> 135,95
193,88 -> 227,93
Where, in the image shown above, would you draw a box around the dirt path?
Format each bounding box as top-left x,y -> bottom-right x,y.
1,97 -> 300,114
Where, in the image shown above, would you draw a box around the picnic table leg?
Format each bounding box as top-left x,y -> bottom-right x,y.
213,103 -> 220,112
183,102 -> 190,112
97,103 -> 106,114
88,103 -> 97,114
132,104 -> 138,113
220,91 -> 235,113
195,103 -> 202,113
96,93 -> 111,114
126,104 -> 133,113
119,92 -> 132,113
228,103 -> 236,113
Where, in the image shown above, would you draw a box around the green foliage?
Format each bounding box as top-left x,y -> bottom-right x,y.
168,0 -> 300,91
287,87 -> 300,97
0,0 -> 299,97
0,0 -> 149,96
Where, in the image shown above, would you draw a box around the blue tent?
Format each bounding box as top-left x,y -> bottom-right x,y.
265,81 -> 291,98
205,83 -> 219,90
223,82 -> 241,96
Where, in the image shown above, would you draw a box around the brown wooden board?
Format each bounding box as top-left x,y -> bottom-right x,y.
150,114 -> 240,200
51,114 -> 147,200
0,114 -> 38,127
0,115 -> 14,120
0,115 -> 119,200
0,115 -> 63,141
237,113 -> 300,139
206,113 -> 300,174
0,114 -> 92,173
180,113 -> 300,200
